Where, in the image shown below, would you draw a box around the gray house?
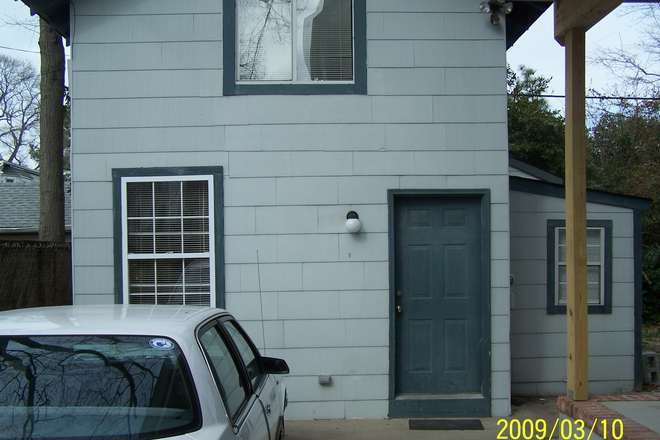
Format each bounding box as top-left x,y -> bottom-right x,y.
19,0 -> 648,420
509,157 -> 650,397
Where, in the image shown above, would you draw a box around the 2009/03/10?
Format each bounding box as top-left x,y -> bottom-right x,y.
497,418 -> 624,440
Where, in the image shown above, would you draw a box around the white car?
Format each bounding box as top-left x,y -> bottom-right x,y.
0,305 -> 289,440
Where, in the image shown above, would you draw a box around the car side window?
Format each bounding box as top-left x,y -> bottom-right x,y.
199,324 -> 248,421
223,320 -> 264,391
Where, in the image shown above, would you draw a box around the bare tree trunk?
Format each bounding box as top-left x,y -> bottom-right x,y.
38,19 -> 65,243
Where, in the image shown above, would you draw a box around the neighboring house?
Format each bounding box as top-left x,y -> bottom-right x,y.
509,157 -> 650,396
21,0 -> 646,421
0,178 -> 72,242
0,161 -> 40,184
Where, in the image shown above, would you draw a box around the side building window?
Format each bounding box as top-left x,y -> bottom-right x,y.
113,167 -> 224,307
547,220 -> 612,314
224,0 -> 367,95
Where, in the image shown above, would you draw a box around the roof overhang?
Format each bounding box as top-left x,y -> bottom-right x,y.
19,0 -> 70,43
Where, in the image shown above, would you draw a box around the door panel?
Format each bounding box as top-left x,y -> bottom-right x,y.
394,195 -> 484,396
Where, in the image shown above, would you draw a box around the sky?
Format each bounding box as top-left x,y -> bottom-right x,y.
0,1 -> 653,113
506,3 -> 651,113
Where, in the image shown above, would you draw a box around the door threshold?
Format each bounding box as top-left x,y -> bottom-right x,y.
396,393 -> 484,400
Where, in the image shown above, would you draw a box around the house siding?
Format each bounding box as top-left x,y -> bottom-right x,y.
69,0 -> 511,418
510,190 -> 635,396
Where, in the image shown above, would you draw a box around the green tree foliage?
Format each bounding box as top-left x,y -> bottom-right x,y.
507,65 -> 565,177
587,97 -> 660,323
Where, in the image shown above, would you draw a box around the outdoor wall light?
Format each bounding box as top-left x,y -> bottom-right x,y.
345,211 -> 361,233
479,0 -> 513,26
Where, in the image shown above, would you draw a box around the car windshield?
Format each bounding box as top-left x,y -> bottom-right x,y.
0,335 -> 201,440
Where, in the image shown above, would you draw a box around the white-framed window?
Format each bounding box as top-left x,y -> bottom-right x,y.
120,175 -> 216,307
546,219 -> 612,315
555,227 -> 605,306
237,0 -> 354,84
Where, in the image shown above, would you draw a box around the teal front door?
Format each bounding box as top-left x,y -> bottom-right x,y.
389,192 -> 490,417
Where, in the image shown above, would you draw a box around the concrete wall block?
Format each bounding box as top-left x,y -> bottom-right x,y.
369,68 -> 447,96
224,125 -> 262,151
286,401 -> 345,420
491,259 -> 510,289
132,14 -> 194,42
353,151 -> 415,176
224,207 -> 256,235
364,262 -> 389,290
289,152 -> 354,177
76,15 -> 133,44
475,151 -> 509,175
276,234 -> 340,263
256,206 -> 319,234
414,151 -> 476,175
276,177 -> 339,206
74,294 -> 115,305
385,124 -> 447,151
446,123 -> 507,151
192,13 -> 223,41
491,315 -> 510,344
491,371 -> 511,402
612,283 -> 634,307
340,290 -> 389,319
338,232 -> 388,262
337,176 -> 399,205
277,291 -> 341,320
286,375 -> 344,402
308,96 -> 373,124
255,263 -> 303,292
224,178 -> 277,207
367,41 -> 415,68
491,203 -> 510,232
224,264 -> 241,292
446,67 -> 506,96
284,320 -> 346,348
446,175 -> 508,203
72,42 -> 159,71
381,13 -> 445,40
224,234 -> 277,264
371,96 -> 433,124
444,13 -> 505,41
490,288 -> 511,316
260,125 -> 325,151
72,238 -> 114,266
274,347 -> 389,376
345,319 -> 389,347
341,375 -> 389,400
323,124 -> 386,151
345,400 -> 389,419
238,319 -> 284,350
399,175 -> 449,189
303,262 -> 365,291
368,0 -> 471,13
491,398 -> 511,418
224,291 -> 278,321
73,209 -> 113,238
73,266 -> 115,295
229,152 -> 291,178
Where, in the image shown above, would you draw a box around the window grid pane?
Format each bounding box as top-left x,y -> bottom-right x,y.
125,177 -> 213,307
238,0 -> 353,83
555,227 -> 604,306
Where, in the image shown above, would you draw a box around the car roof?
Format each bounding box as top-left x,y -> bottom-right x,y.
0,305 -> 229,339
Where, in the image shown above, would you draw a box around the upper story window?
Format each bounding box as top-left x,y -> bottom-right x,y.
546,220 -> 612,314
224,0 -> 366,95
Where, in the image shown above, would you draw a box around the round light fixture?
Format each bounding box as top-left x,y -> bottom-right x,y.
345,211 -> 361,233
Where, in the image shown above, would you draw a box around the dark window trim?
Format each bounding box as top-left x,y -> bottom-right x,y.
112,166 -> 225,308
546,219 -> 612,315
223,0 -> 367,96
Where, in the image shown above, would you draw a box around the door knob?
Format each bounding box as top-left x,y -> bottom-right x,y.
396,305 -> 403,314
